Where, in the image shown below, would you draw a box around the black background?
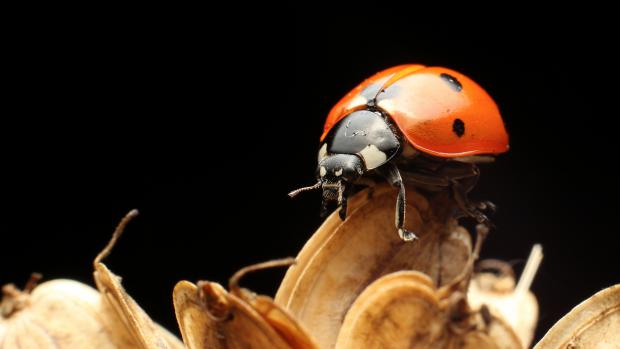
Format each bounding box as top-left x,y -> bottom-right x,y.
2,7 -> 619,343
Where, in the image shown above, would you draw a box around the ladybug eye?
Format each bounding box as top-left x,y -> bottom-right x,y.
440,73 -> 463,92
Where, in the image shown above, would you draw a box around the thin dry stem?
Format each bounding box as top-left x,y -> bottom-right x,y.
94,209 -> 139,267
439,224 -> 489,299
229,258 -> 296,295
23,272 -> 43,293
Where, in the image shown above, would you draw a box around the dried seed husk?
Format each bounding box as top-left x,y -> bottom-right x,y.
93,209 -> 184,349
173,280 -> 294,349
275,185 -> 472,348
468,274 -> 538,348
0,279 -> 141,348
228,260 -> 320,349
0,210 -> 183,349
468,245 -> 542,348
94,263 -> 183,349
534,283 -> 620,349
334,270 -> 523,349
246,294 -> 318,349
334,271 -> 442,348
173,259 -> 319,349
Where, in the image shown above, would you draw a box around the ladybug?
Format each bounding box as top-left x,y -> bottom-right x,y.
290,65 -> 509,241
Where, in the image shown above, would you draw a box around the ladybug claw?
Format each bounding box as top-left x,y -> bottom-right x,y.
472,210 -> 496,230
338,204 -> 347,220
472,210 -> 488,223
477,200 -> 497,215
472,200 -> 497,229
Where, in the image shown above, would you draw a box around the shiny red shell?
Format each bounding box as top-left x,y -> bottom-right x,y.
321,65 -> 509,158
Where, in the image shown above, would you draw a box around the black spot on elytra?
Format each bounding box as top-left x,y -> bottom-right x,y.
440,73 -> 462,92
453,118 -> 465,137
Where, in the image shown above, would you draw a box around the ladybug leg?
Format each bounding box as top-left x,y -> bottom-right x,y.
396,180 -> 417,241
320,198 -> 330,218
476,200 -> 497,215
339,197 -> 348,220
450,178 -> 495,229
319,181 -> 351,220
380,164 -> 418,242
338,182 -> 349,220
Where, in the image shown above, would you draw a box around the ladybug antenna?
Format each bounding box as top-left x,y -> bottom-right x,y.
288,181 -> 322,198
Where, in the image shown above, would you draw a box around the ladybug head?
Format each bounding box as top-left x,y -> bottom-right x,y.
289,110 -> 401,217
317,154 -> 364,184
288,153 -> 363,213
316,153 -> 364,209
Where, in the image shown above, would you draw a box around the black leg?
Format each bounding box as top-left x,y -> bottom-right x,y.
320,197 -> 330,218
395,179 -> 417,241
477,200 -> 497,215
450,178 -> 495,229
381,164 -> 418,242
338,183 -> 348,220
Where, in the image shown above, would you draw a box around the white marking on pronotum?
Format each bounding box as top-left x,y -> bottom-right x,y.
318,143 -> 328,162
320,166 -> 327,177
334,168 -> 343,176
358,144 -> 387,170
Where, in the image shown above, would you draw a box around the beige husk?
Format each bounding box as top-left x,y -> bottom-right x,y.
534,284 -> 620,349
0,210 -> 184,349
173,258 -> 319,349
173,185 -> 535,349
3,187 -> 619,348
93,209 -> 184,349
275,186 -> 473,348
0,279 -> 144,348
334,271 -> 523,349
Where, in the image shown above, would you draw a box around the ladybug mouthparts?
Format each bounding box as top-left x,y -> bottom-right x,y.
288,177 -> 350,220
288,153 -> 364,219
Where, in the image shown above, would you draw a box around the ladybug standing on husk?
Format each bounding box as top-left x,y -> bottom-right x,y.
290,65 -> 509,241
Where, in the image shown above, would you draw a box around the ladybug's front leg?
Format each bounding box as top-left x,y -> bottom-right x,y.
395,179 -> 417,241
338,181 -> 349,220
380,163 -> 418,242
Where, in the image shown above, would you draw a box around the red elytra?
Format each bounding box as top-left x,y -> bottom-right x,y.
321,65 -> 509,158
